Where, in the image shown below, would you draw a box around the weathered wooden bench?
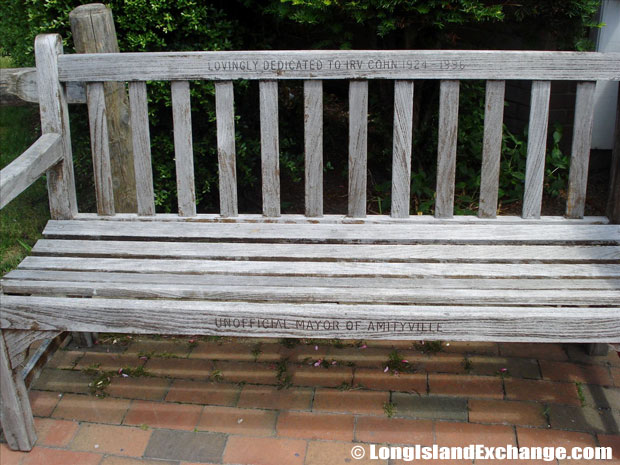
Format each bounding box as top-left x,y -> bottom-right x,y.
1,33 -> 620,450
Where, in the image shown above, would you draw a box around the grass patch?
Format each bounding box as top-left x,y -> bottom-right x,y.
383,401 -> 396,418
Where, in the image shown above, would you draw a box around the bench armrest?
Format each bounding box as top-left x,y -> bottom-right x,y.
0,133 -> 62,209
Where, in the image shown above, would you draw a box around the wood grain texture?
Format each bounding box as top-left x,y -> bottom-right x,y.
3,330 -> 61,370
348,81 -> 368,218
128,82 -> 155,216
391,80 -> 414,218
0,331 -> 36,451
1,296 -> 619,342
479,80 -> 505,218
259,80 -> 280,217
34,34 -> 77,220
57,50 -> 620,82
171,80 -> 196,217
215,81 -> 238,217
608,82 -> 620,224
304,80 -> 323,217
1,67 -> 85,104
522,81 -> 551,219
86,82 -> 115,216
0,134 -> 62,209
566,82 -> 596,219
435,80 -> 460,218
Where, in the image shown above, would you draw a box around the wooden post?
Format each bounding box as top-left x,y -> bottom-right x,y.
607,81 -> 620,224
70,3 -> 137,213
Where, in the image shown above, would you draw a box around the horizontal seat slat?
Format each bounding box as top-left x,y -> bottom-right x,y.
6,270 -> 619,291
31,240 -> 620,263
2,296 -> 618,342
41,220 -> 620,244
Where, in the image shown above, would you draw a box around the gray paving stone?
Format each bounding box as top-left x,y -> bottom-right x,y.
549,404 -> 619,434
468,356 -> 541,379
392,393 -> 467,421
144,429 -> 227,463
31,368 -> 92,394
580,384 -> 620,410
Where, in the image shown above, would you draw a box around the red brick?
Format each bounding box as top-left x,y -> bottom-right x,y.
327,347 -> 390,368
598,434 -> 620,463
46,350 -> 84,369
21,447 -> 102,465
429,374 -> 503,399
540,360 -> 612,385
191,341 -> 280,362
417,353 -> 469,374
306,441 -> 387,465
612,367 -> 620,387
363,340 -> 414,349
435,422 -> 516,447
499,343 -> 568,361
223,436 -> 305,465
123,400 -> 202,430
442,341 -> 499,356
75,352 -> 144,371
468,399 -> 547,427
277,411 -> 354,441
517,426 -> 596,448
52,393 -> 130,424
283,343 -> 330,363
107,376 -> 170,401
197,405 -> 276,436
0,443 -> 27,465
355,416 -> 433,444
290,365 -> 353,388
70,423 -> 151,456
144,357 -> 212,379
125,339 -> 191,357
237,385 -> 313,410
215,361 -> 279,384
353,367 -> 427,392
34,418 -> 78,446
505,378 -> 580,406
313,388 -> 388,415
29,390 -> 61,417
165,379 -> 239,406
102,458 -> 179,465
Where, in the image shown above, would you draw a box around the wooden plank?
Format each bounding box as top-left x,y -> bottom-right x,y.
2,296 -> 619,342
34,34 -> 77,219
86,82 -> 115,216
348,80 -> 368,218
215,81 -> 238,217
57,50 -> 620,82
1,67 -> 85,105
479,80 -> 506,218
391,80 -> 414,218
3,330 -> 61,370
7,269 -> 620,291
566,82 -> 597,219
435,80 -> 460,218
304,80 -> 323,217
609,82 -> 620,224
522,81 -> 551,219
128,82 -> 155,216
0,134 -> 62,209
72,212 -> 611,225
259,80 -> 280,217
3,280 -> 619,306
42,220 -> 620,244
17,256 -> 620,279
31,240 -> 620,263
171,80 -> 196,217
0,331 -> 36,451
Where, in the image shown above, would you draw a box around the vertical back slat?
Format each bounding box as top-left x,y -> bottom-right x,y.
348,80 -> 368,218
86,82 -> 115,216
478,80 -> 506,218
34,34 -> 77,220
566,81 -> 596,219
259,80 -> 280,217
391,80 -> 414,218
522,80 -> 551,219
215,81 -> 238,217
171,80 -> 196,217
128,81 -> 155,216
304,80 -> 323,217
435,80 -> 460,218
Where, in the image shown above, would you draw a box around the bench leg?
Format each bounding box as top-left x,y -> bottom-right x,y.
585,343 -> 609,356
0,330 -> 37,451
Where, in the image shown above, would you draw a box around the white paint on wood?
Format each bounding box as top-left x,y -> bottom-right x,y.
566,81 -> 597,218
479,80 -> 505,218
435,80 -> 460,218
215,81 -> 238,217
86,82 -> 115,216
128,82 -> 155,216
391,80 -> 414,218
304,80 -> 323,217
259,80 -> 280,217
171,80 -> 196,217
348,81 -> 368,218
522,81 -> 551,219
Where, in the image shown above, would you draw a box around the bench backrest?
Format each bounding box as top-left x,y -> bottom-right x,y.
35,34 -> 620,221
